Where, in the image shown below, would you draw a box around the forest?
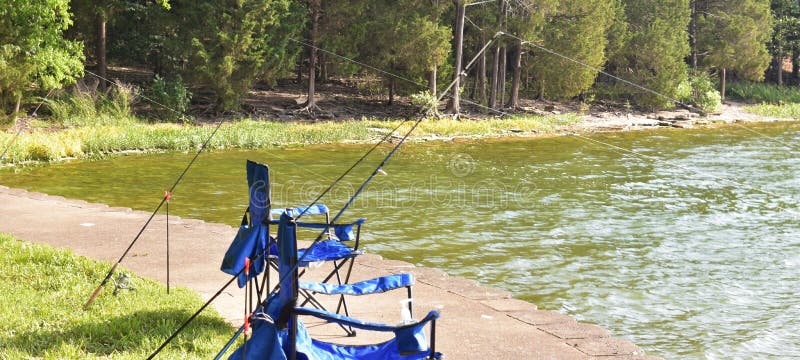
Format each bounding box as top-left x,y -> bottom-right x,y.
2,0 -> 800,121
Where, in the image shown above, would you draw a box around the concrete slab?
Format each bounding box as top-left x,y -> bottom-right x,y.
0,186 -> 660,359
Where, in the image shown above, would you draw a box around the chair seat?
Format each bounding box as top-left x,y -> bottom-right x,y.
270,240 -> 359,265
300,274 -> 415,296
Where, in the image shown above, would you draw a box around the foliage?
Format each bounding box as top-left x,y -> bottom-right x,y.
159,0 -> 304,112
727,80 -> 800,103
0,114 -> 581,164
150,75 -> 192,123
0,0 -> 84,117
608,0 -> 691,109
0,233 -> 232,359
327,0 -> 451,98
696,0 -> 772,80
685,73 -> 723,112
411,91 -> 440,116
746,102 -> 800,118
46,82 -> 139,127
528,0 -> 616,99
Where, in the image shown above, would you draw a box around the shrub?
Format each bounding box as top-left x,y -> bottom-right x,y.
45,81 -> 139,126
410,91 -> 439,117
688,73 -> 722,113
150,75 -> 192,123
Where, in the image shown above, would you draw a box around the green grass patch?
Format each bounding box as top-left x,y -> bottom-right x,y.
0,114 -> 581,164
0,233 -> 234,359
744,103 -> 800,119
727,81 -> 800,104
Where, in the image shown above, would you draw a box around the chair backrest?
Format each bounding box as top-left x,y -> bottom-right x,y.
246,160 -> 271,224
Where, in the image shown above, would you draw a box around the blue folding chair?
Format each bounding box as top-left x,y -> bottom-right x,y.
220,161 -> 412,336
225,210 -> 442,360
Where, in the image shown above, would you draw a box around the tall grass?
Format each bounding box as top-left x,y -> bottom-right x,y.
745,103 -> 800,119
727,81 -> 800,104
0,114 -> 580,164
46,82 -> 139,127
0,233 -> 233,359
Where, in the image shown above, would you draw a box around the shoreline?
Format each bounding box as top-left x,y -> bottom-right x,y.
0,185 -> 661,359
0,101 -> 795,167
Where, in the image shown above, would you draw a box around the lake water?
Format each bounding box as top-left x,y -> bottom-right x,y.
2,122 -> 799,358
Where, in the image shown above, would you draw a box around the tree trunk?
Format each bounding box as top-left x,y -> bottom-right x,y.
778,53 -> 784,86
305,0 -> 321,109
499,47 -> 506,107
489,45 -> 500,109
507,41 -> 522,109
721,67 -> 726,100
296,51 -> 303,84
97,11 -> 107,91
793,48 -> 799,84
478,45 -> 487,105
319,52 -> 327,82
14,94 -> 21,115
447,0 -> 466,115
387,77 -> 395,106
689,0 -> 697,69
428,66 -> 437,98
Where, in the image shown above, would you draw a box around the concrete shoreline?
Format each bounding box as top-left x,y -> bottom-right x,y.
0,185 -> 661,359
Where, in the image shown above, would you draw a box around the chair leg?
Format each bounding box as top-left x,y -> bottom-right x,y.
429,319 -> 437,359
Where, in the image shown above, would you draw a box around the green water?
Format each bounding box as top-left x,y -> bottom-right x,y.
2,122 -> 800,358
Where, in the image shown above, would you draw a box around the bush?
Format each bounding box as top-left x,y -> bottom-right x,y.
45,81 -> 139,126
150,75 -> 192,123
687,73 -> 722,113
410,91 -> 439,117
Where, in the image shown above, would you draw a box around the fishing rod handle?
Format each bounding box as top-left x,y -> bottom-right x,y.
84,262 -> 119,309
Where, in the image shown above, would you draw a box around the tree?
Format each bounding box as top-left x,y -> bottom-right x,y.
696,0 -> 772,98
159,0 -> 304,112
71,0 -> 169,91
0,0 -> 84,118
527,0 -> 615,100
609,0 -> 691,108
447,0 -> 468,115
359,0 -> 450,105
769,0 -> 800,85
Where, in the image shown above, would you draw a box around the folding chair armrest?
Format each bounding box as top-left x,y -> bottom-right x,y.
295,307 -> 440,332
300,273 -> 414,296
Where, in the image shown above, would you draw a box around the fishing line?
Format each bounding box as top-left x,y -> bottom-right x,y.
147,37 -> 497,358
84,70 -> 193,122
452,70 -> 800,216
0,89 -> 55,162
83,72 -> 226,308
500,31 -> 800,155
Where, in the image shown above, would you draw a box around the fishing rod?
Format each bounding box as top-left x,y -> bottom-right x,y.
0,89 -> 54,162
147,36 -> 498,358
83,71 -> 224,309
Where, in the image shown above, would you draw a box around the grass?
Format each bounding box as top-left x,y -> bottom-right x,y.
744,103 -> 800,119
0,233 -> 235,359
0,114 -> 581,164
725,81 -> 800,119
727,81 -> 800,104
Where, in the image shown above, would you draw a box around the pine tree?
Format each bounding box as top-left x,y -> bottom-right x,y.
159,0 -> 304,112
609,0 -> 691,108
696,0 -> 772,98
769,0 -> 800,85
527,0 -> 615,100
